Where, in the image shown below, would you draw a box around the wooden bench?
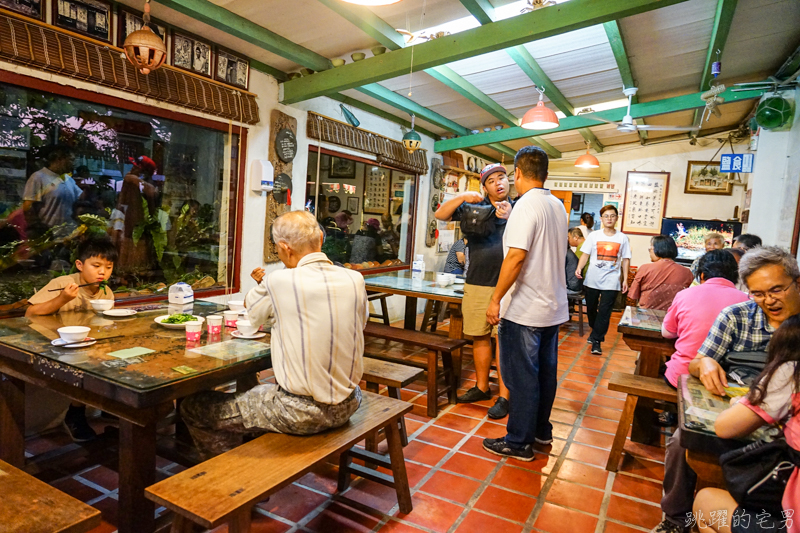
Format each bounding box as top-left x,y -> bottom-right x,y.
368,292 -> 391,325
606,372 -> 677,472
364,322 -> 468,417
362,358 -> 424,452
0,459 -> 101,533
146,391 -> 413,533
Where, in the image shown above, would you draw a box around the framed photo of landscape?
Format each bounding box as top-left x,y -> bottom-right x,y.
118,8 -> 167,48
172,31 -> 212,77
53,0 -> 111,43
684,161 -> 733,195
215,48 -> 249,90
1,0 -> 43,20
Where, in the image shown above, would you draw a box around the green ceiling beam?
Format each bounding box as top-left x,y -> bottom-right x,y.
504,46 -> 574,116
693,0 -> 739,128
424,66 -> 520,126
527,138 -> 561,159
315,0 -> 405,50
463,149 -> 501,164
156,0 -> 331,72
250,60 -> 288,82
578,128 -> 604,153
460,0 -> 495,25
489,143 -> 518,159
434,88 -> 764,152
603,20 -> 646,142
281,0 -> 691,104
328,94 -> 439,140
357,84 -> 471,135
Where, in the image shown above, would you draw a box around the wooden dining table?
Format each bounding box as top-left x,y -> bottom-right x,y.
617,306 -> 676,444
0,300 -> 272,533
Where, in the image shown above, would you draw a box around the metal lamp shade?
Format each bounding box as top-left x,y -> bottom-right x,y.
123,26 -> 167,75
575,145 -> 600,168
521,100 -> 559,130
402,130 -> 422,153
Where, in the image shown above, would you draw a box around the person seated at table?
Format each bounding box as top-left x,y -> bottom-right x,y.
568,227 -> 589,279
652,246 -> 800,533
565,236 -> 583,297
25,236 -> 117,442
693,314 -> 800,533
732,233 -> 762,251
444,237 -> 468,275
690,232 -> 726,277
181,211 -> 367,459
628,235 -> 693,310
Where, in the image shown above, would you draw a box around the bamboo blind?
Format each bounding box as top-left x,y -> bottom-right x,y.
0,10 -> 259,125
307,112 -> 429,175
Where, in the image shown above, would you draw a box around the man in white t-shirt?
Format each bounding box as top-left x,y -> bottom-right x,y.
576,204 -> 632,355
22,145 -> 81,234
483,146 -> 568,461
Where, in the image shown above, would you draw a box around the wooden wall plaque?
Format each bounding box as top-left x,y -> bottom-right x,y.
263,109 -> 296,263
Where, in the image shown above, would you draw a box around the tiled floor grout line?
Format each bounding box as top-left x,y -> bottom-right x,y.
520,330 -> 621,533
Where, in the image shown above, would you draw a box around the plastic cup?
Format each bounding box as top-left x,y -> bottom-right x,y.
185,321 -> 202,342
223,310 -> 239,328
207,315 -> 223,335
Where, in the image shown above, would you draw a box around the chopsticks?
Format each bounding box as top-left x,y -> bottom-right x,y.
59,335 -> 123,348
49,282 -> 103,292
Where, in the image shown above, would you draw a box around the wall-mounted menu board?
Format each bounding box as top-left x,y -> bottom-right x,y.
364,165 -> 389,215
621,171 -> 670,236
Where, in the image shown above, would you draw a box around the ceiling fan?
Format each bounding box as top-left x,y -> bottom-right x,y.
587,87 -> 700,133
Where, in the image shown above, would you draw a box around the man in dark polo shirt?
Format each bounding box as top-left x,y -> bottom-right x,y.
435,164 -> 512,419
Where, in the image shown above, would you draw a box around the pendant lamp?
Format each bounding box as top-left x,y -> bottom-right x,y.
521,86 -> 559,130
341,0 -> 401,5
402,114 -> 422,153
574,141 -> 600,169
123,0 -> 166,75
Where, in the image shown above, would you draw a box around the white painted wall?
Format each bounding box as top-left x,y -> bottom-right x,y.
746,87 -> 800,252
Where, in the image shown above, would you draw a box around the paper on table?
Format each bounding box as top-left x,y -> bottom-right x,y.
685,406 -> 718,421
188,339 -> 268,360
108,347 -> 155,359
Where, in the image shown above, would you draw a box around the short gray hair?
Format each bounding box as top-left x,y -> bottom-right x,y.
739,246 -> 800,285
271,211 -> 323,250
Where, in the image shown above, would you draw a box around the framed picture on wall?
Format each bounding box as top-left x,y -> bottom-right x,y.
118,8 -> 167,48
330,157 -> 356,179
215,48 -> 249,90
621,171 -> 670,236
172,32 -> 212,77
1,0 -> 43,20
347,196 -> 359,215
684,161 -> 733,195
53,0 -> 111,42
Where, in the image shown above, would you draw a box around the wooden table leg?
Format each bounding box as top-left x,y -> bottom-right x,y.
426,349 -> 438,418
448,303 -> 464,393
386,420 -> 413,514
118,414 -> 157,533
686,449 -> 725,490
0,373 -> 25,468
387,387 -> 408,446
403,296 -> 418,330
365,382 -> 380,467
631,346 -> 661,445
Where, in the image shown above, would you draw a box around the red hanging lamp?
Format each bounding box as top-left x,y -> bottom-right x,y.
123,0 -> 166,75
575,141 -> 600,169
521,86 -> 559,130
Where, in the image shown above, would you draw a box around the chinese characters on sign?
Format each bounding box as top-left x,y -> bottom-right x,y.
621,171 -> 670,236
364,166 -> 389,215
720,153 -> 754,173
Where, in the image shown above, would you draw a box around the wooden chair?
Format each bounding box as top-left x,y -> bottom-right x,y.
368,292 -> 391,325
605,372 -> 677,472
568,292 -> 585,336
362,357 -> 425,451
364,322 -> 468,417
1,459 -> 101,533
147,391 -> 413,533
420,300 -> 443,332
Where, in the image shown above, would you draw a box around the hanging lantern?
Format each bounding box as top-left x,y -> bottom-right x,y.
755,95 -> 793,130
521,86 -> 559,130
574,141 -> 600,169
403,114 -> 422,153
123,0 -> 166,75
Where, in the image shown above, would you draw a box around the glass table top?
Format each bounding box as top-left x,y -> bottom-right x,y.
618,306 -> 666,333
0,301 -> 271,392
363,271 -> 464,299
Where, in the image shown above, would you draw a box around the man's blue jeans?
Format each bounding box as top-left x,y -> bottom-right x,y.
498,319 -> 560,447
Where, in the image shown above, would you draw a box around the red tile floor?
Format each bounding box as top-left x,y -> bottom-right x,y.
26,311 -> 670,532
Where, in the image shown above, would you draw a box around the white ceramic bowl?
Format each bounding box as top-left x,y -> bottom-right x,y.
236,320 -> 258,336
436,279 -> 449,288
57,326 -> 91,343
227,300 -> 245,312
89,299 -> 114,312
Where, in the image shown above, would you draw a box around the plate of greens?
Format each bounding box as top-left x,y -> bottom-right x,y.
154,314 -> 205,329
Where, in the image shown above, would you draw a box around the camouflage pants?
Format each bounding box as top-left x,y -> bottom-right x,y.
180,384 -> 362,458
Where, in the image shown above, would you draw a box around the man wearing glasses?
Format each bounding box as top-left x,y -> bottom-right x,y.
652,246 -> 800,533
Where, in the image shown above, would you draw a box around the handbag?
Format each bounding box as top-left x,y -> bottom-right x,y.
722,351 -> 768,386
459,203 -> 496,238
720,434 -> 799,513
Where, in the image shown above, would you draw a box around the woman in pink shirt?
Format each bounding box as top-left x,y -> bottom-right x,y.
693,314 -> 800,533
662,249 -> 749,388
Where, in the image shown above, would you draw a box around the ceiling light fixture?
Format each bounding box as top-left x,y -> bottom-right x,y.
122,0 -> 166,75
341,0 -> 402,5
574,141 -> 600,169
521,86 -> 559,130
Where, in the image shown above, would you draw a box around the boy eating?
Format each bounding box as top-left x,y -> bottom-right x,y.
26,237 -> 117,317
25,237 -> 117,441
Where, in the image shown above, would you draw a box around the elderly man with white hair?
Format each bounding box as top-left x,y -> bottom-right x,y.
181,211 -> 367,458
